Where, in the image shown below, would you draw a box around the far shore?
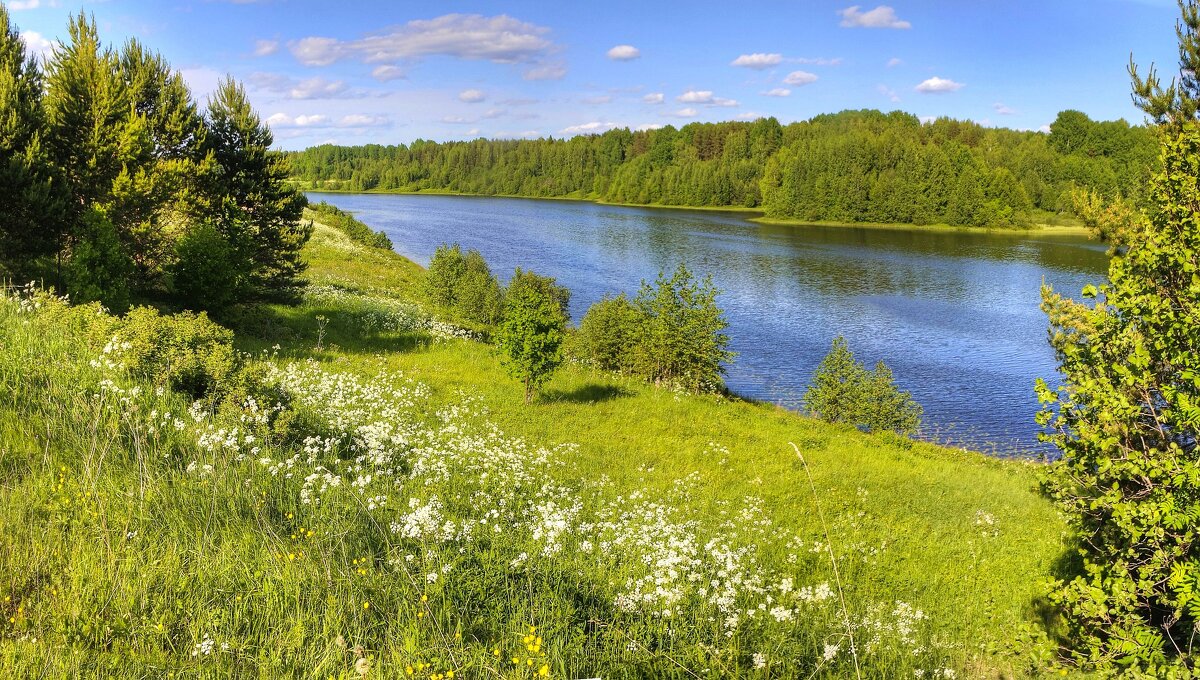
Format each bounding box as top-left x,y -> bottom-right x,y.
299,185 -> 1094,237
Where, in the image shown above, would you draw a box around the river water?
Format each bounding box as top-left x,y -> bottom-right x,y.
308,192 -> 1109,455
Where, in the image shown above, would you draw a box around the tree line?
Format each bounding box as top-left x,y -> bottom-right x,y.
287,109 -> 1156,228
0,6 -> 307,312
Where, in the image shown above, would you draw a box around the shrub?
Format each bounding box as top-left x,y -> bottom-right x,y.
65,208 -> 132,312
576,294 -> 641,373
114,306 -> 239,401
630,263 -> 733,392
424,243 -> 503,326
496,268 -> 569,403
170,222 -> 240,312
803,336 -> 922,435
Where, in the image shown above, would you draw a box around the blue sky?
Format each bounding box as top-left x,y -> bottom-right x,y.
5,0 -> 1185,149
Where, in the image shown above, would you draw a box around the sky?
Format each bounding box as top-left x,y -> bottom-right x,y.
4,0 -> 1187,150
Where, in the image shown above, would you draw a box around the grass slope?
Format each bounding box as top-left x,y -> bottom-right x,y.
0,216 -> 1069,678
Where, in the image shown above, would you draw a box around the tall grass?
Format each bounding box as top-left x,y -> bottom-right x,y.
0,224 -> 1071,677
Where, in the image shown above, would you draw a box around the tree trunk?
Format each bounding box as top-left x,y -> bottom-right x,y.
524,377 -> 532,404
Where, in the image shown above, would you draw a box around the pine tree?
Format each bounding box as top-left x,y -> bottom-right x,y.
205,76 -> 308,298
0,3 -> 65,276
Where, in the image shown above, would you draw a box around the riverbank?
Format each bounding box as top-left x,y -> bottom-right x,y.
298,184 -> 1091,237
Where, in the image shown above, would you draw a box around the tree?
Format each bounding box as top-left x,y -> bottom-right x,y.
1036,3 -> 1200,670
577,294 -> 641,373
631,263 -> 734,392
0,3 -> 64,276
205,76 -> 308,299
803,337 -> 922,435
496,269 -> 569,403
170,222 -> 237,312
423,243 -> 467,307
456,249 -> 503,325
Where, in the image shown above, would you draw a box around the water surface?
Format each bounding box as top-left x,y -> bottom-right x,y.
309,192 -> 1108,454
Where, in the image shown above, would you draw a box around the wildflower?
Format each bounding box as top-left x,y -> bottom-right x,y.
753,652 -> 766,669
823,643 -> 839,662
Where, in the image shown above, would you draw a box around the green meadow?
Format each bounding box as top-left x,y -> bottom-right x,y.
0,213 -> 1070,678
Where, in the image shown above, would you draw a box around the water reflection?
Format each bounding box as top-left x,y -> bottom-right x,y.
309,192 -> 1109,454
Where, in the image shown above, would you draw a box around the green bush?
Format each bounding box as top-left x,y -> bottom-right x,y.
631,263 -> 734,392
497,268 -> 569,403
803,336 -> 922,435
114,306 -> 239,401
170,223 -> 240,312
65,208 -> 132,312
576,294 -> 640,373
424,243 -> 503,326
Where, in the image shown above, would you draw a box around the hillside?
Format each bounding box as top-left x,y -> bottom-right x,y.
0,212 -> 1070,677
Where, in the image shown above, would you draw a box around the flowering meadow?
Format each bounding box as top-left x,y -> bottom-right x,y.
0,224 -> 1071,677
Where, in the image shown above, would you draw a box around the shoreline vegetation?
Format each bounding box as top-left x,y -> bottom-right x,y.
296,184 -> 1093,236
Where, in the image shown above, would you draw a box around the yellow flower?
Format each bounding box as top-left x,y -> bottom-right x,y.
405,666 -> 413,676
420,595 -> 428,602
538,665 -> 549,677
512,657 -> 520,665
446,671 -> 454,678
362,601 -> 370,610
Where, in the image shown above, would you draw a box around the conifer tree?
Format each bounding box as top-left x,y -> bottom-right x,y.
205,76 -> 308,298
0,3 -> 64,276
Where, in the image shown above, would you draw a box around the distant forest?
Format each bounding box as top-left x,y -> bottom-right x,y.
286,109 -> 1158,228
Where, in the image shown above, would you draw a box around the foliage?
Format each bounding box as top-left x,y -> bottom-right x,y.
307,201 -> 392,250
1038,122 -> 1200,673
64,207 -> 132,312
0,4 -> 65,277
286,109 -> 1156,228
496,268 -> 569,403
803,337 -> 922,435
114,305 -> 239,401
205,77 -> 309,299
423,243 -> 504,326
575,294 -> 641,373
170,222 -> 239,312
629,263 -> 734,392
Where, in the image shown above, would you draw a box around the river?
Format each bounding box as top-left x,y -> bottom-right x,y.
308,192 -> 1109,455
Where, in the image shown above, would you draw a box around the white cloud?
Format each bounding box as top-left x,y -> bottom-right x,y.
339,114 -> 389,127
8,0 -> 50,9
993,102 -> 1018,115
465,128 -> 480,136
266,113 -> 330,128
735,112 -> 763,121
676,90 -> 738,107
667,107 -> 698,118
20,31 -> 53,59
1038,124 -> 1052,134
266,112 -> 388,129
181,67 -> 224,104
561,121 -> 617,135
915,76 -> 964,93
887,57 -> 903,67
878,84 -> 900,102
839,5 -> 912,29
795,57 -> 843,66
442,116 -> 475,124
371,65 -> 407,81
249,72 -> 352,99
635,123 -> 663,131
458,88 -> 486,103
783,70 -> 818,86
919,115 -> 936,124
643,92 -> 664,104
731,53 -> 782,69
582,95 -> 612,105
606,44 -> 640,61
523,62 -> 567,80
253,39 -> 279,57
289,14 -> 564,78
762,88 -> 791,97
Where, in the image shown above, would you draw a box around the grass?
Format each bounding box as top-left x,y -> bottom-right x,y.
0,218 -> 1073,678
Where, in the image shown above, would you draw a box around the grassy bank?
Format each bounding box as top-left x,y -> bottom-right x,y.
0,216 -> 1070,678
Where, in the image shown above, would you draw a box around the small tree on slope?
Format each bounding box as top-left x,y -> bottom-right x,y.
497,268 -> 569,404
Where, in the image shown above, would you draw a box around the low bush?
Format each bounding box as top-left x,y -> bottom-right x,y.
803,336 -> 922,435
308,201 -> 392,249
